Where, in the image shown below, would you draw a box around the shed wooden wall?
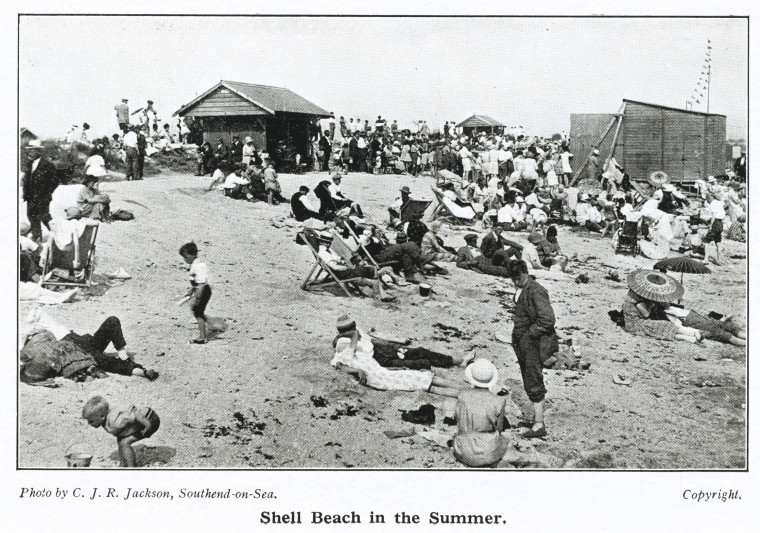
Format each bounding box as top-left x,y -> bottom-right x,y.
570,102 -> 726,182
198,116 -> 267,149
183,86 -> 270,117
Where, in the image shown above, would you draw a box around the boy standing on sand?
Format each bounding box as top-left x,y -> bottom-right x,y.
179,242 -> 212,344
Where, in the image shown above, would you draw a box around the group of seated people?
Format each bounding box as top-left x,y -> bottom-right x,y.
216,161 -> 287,205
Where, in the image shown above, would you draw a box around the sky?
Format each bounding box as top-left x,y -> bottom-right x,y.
19,16 -> 748,139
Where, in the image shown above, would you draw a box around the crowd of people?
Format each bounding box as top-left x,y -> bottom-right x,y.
18,98 -> 747,469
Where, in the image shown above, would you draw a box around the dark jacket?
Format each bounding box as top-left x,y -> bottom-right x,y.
23,158 -> 60,215
479,232 -> 523,260
291,192 -> 320,222
512,277 -> 557,349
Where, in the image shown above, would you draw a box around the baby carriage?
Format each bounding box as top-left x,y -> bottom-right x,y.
614,220 -> 640,256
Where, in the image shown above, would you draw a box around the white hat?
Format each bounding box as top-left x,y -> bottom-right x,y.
244,136 -> 252,143
27,139 -> 43,149
662,183 -> 675,192
516,196 -> 525,203
580,193 -> 590,201
465,358 -> 499,389
707,175 -> 716,183
593,149 -> 600,155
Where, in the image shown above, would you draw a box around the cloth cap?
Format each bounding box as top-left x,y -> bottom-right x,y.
465,358 -> 499,389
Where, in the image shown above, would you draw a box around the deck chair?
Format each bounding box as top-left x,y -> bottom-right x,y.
400,199 -> 433,224
41,222 -> 99,287
299,231 -> 363,297
340,224 -> 396,269
615,220 -> 640,256
629,181 -> 651,209
430,187 -> 476,226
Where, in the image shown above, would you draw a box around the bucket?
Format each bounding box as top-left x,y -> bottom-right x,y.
419,283 -> 432,297
65,443 -> 93,468
66,453 -> 93,468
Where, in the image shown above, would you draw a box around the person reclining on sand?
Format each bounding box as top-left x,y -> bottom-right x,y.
330,315 -> 470,397
334,316 -> 475,371
456,233 -> 510,277
480,223 -> 523,266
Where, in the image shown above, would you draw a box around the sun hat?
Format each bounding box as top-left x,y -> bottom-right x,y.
244,136 -> 252,143
707,175 -> 716,183
336,314 -> 356,332
627,269 -> 684,303
580,193 -> 590,202
516,196 -> 525,203
465,358 -> 499,389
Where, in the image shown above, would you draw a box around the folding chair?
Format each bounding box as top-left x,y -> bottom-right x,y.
340,224 -> 395,269
400,199 -> 433,224
430,187 -> 476,226
41,222 -> 99,287
629,181 -> 651,209
299,232 -> 363,297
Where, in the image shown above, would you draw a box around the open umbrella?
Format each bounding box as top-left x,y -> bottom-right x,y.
652,256 -> 711,284
648,171 -> 670,187
627,269 -> 684,303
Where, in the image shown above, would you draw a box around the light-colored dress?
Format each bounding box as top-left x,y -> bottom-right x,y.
453,389 -> 509,467
330,328 -> 433,391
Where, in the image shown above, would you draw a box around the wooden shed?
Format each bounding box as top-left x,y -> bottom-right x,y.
456,115 -> 506,137
569,99 -> 726,183
174,80 -> 330,170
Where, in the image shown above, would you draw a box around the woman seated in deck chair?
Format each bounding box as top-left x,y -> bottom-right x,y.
77,175 -> 111,221
315,233 -> 396,301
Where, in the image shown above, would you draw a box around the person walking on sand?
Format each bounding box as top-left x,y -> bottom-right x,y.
507,259 -> 558,438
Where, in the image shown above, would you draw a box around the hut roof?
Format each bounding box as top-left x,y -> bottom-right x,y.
456,115 -> 506,129
175,80 -> 330,117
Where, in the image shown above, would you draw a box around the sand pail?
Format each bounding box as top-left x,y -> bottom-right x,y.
419,283 -> 432,297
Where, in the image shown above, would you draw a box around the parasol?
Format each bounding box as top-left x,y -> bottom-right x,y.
648,171 -> 670,187
652,256 -> 711,284
627,269 -> 684,303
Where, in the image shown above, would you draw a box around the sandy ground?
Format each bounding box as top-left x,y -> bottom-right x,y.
19,169 -> 746,469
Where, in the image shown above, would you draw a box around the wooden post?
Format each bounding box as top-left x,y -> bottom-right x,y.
608,102 -> 627,160
569,103 -> 626,187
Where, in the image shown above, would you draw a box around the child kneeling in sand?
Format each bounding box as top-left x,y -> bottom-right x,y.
330,315 -> 469,397
82,395 -> 160,467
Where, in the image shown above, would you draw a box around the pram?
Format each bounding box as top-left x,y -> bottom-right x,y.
614,220 -> 640,256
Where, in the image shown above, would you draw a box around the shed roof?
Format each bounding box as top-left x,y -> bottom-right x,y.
456,115 -> 506,128
623,99 -> 726,118
175,80 -> 331,117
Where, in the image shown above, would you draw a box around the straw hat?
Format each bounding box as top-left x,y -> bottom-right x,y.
336,314 -> 356,332
465,358 -> 499,389
626,269 -> 684,303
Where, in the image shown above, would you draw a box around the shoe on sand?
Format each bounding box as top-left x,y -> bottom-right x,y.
108,267 -> 132,280
522,425 -> 547,439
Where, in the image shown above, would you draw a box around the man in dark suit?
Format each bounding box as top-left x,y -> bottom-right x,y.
22,140 -> 60,241
456,234 -> 509,277
507,259 -> 559,439
230,136 -> 244,165
319,131 -> 331,172
479,224 -> 523,266
213,139 -> 229,170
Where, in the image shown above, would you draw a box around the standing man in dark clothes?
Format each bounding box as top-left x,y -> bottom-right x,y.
348,133 -> 360,172
136,129 -> 147,180
733,151 -> 746,181
22,140 -> 59,242
319,131 -> 331,172
369,136 -> 382,173
507,259 -> 558,439
230,136 -> 244,165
